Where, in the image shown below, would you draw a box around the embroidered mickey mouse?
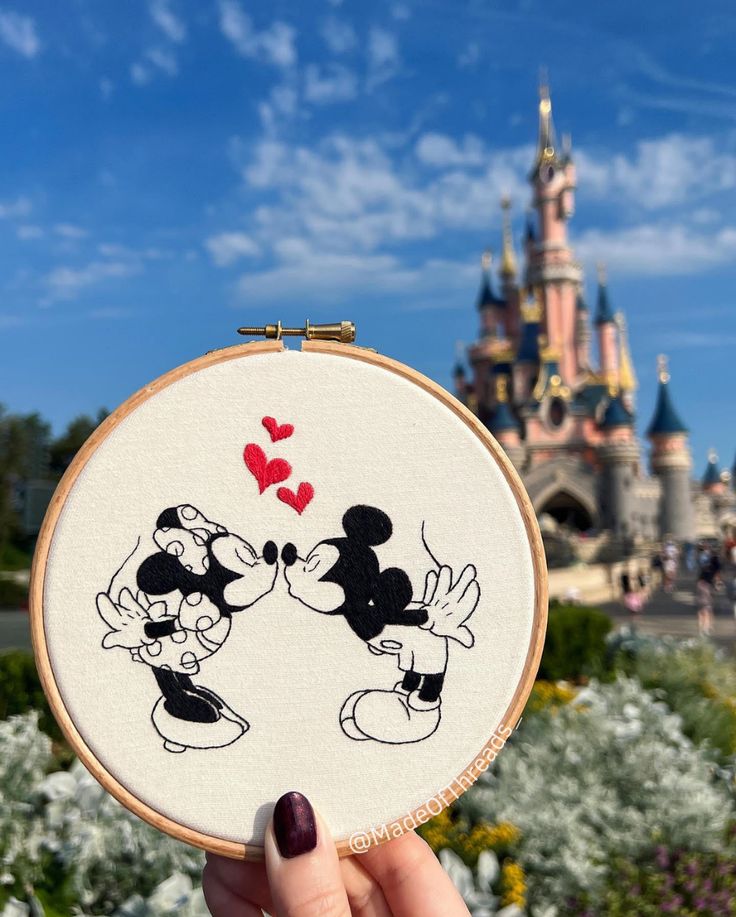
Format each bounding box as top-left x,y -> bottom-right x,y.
96,504 -> 278,753
282,505 -> 480,745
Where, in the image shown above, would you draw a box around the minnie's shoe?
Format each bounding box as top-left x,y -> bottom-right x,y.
340,688 -> 441,744
151,695 -> 249,752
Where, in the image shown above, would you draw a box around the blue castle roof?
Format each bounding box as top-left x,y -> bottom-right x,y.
646,378 -> 688,437
600,395 -> 634,429
487,399 -> 519,433
517,319 -> 540,363
476,269 -> 505,310
702,454 -> 721,486
576,291 -> 588,312
594,282 -> 616,325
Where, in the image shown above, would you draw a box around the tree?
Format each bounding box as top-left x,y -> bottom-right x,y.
49,408 -> 108,474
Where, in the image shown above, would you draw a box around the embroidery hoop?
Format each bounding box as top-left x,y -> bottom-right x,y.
30,338 -> 548,859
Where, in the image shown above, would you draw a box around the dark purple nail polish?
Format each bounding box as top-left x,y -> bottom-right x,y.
273,792 -> 317,858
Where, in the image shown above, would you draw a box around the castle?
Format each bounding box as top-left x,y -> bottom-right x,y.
453,85 -> 735,552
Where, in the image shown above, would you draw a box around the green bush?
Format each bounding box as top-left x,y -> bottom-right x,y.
614,639 -> 736,762
0,542 -> 32,571
538,602 -> 613,682
0,649 -> 62,743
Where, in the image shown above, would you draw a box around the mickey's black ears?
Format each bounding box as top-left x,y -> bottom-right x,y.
342,505 -> 392,546
373,567 -> 413,614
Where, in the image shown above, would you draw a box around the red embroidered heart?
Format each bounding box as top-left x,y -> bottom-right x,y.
243,443 -> 291,494
262,416 -> 294,443
277,482 -> 314,515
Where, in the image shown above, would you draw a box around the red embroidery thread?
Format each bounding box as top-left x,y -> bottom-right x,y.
277,482 -> 314,515
262,416 -> 294,443
243,444 -> 291,494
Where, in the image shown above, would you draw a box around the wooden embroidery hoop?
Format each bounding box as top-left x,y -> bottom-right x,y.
30,339 -> 548,860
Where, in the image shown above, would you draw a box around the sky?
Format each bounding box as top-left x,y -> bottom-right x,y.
0,0 -> 735,476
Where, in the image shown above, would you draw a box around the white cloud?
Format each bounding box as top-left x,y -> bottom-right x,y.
415,132 -> 486,167
99,77 -> 114,99
131,47 -> 178,84
391,4 -> 411,20
239,134 -> 529,258
45,261 -> 139,302
0,9 -> 40,58
0,196 -> 31,219
149,0 -> 186,43
321,17 -> 356,54
218,0 -> 296,69
236,241 -> 477,309
146,46 -> 178,76
131,62 -> 150,85
304,63 -> 357,104
457,41 -> 480,69
205,232 -> 261,266
16,224 -> 43,240
54,223 -> 87,240
575,223 -> 736,276
576,134 -> 736,210
366,27 -> 399,90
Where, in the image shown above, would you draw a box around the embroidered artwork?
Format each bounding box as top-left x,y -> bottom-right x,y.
40,348 -> 541,849
283,506 -> 480,745
97,504 -> 278,752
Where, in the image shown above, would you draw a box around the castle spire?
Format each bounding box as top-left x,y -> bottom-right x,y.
616,312 -> 637,392
646,355 -> 688,436
595,263 -> 615,325
500,196 -> 517,278
533,75 -> 558,172
702,449 -> 721,488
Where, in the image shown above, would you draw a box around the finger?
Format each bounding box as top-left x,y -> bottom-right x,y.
436,565 -> 453,599
202,853 -> 273,915
265,792 -> 350,917
457,580 -> 480,619
118,587 -> 143,616
358,830 -> 470,916
450,564 -> 477,598
455,625 -> 475,648
96,593 -> 120,627
340,856 -> 392,917
423,569 -> 438,605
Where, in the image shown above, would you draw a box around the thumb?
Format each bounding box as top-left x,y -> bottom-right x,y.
265,792 -> 350,917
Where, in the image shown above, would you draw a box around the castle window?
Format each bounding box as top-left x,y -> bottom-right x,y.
549,397 -> 566,429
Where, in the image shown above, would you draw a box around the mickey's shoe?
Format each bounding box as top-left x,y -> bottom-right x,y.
340,688 -> 441,744
151,696 -> 249,752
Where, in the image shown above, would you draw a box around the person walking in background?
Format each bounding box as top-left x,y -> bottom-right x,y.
696,573 -> 714,637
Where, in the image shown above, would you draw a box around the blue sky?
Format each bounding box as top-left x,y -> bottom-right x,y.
1,0 -> 735,476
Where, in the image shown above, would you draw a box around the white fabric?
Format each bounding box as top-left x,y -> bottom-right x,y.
43,348 -> 537,846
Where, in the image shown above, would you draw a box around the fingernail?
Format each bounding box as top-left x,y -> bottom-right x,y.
273,791 -> 317,858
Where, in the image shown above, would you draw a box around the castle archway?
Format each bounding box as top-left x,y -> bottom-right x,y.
524,459 -> 600,534
538,491 -> 594,532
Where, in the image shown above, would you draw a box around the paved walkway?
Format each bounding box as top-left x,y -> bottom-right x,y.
601,570 -> 736,650
0,610 -> 31,651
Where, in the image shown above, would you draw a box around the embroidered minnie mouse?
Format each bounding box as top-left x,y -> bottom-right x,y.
96,504 -> 278,753
282,505 -> 480,745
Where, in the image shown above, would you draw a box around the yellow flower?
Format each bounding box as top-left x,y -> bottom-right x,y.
500,859 -> 527,908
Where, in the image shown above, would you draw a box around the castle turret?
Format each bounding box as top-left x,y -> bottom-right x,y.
646,355 -> 693,540
595,263 -> 618,388
477,250 -> 506,339
616,311 -> 637,411
527,81 -> 581,385
598,393 -> 640,539
499,196 -> 520,345
487,375 -> 525,470
575,288 -> 591,373
702,450 -> 724,494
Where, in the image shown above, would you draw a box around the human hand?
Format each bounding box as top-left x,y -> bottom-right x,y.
202,791 -> 470,916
